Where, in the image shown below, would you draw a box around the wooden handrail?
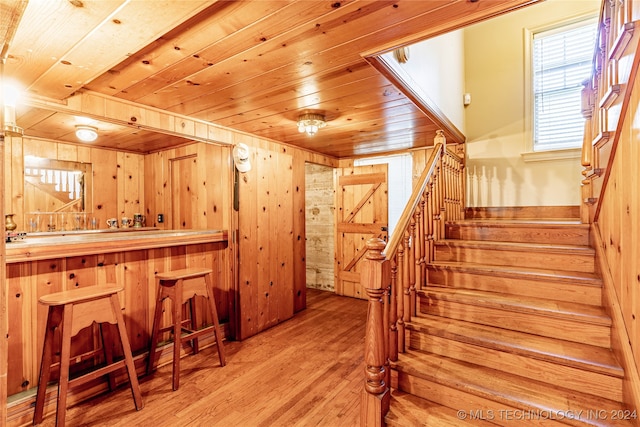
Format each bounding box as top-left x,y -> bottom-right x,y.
383,144 -> 442,260
361,135 -> 465,426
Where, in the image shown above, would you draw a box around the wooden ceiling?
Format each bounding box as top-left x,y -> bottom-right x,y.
2,0 -> 541,158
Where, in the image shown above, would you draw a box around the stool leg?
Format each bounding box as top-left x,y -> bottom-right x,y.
33,306 -> 62,425
147,281 -> 165,376
110,294 -> 144,410
204,274 -> 226,366
172,280 -> 182,391
189,297 -> 200,354
101,323 -> 117,391
55,304 -> 74,427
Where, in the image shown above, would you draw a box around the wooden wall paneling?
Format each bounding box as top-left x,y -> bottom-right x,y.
6,263 -> 32,396
122,250 -> 149,352
144,151 -> 165,229
56,142 -> 78,162
276,148 -> 294,325
293,155 -> 307,312
186,242 -> 213,329
632,101 -> 640,375
119,152 -> 144,219
256,146 -> 271,332
618,125 -> 633,350
23,137 -> 56,159
146,247 -> 171,346
200,143 -> 227,229
238,141 -> 258,340
170,154 -> 197,229
90,148 -> 118,228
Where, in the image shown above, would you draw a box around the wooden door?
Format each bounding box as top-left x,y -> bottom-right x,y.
335,164 -> 388,299
237,145 -> 295,340
171,155 -> 198,229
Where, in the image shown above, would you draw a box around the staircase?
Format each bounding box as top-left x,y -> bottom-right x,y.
386,216 -> 635,427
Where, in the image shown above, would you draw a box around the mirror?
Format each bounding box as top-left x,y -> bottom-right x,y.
23,156 -> 93,231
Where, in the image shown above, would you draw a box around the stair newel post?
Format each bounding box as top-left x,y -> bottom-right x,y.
389,260 -> 398,361
361,238 -> 391,427
408,216 -> 417,317
396,243 -> 405,353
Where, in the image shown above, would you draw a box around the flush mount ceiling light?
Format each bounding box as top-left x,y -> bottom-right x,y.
297,113 -> 326,136
75,125 -> 98,142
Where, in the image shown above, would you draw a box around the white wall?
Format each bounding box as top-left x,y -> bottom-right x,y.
463,0 -> 600,207
383,30 -> 466,134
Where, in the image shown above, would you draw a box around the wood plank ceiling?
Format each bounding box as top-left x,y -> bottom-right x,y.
2,0 -> 541,158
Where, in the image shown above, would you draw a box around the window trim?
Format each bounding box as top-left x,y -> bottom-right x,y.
522,13 -> 597,162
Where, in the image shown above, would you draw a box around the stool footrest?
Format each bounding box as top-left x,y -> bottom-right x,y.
68,359 -> 127,388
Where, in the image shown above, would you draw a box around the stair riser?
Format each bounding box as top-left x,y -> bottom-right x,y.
446,225 -> 590,245
409,331 -> 623,402
419,297 -> 611,348
397,373 -> 570,427
434,246 -> 594,273
426,267 -> 602,306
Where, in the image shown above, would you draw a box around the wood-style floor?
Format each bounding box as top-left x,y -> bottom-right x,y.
37,288 -> 367,427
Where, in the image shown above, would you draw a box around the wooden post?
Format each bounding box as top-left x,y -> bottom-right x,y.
361,238 -> 390,427
1,61 -> 8,427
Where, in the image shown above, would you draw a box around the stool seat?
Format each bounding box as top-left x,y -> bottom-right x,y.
155,267 -> 213,281
147,267 -> 226,390
34,285 -> 143,426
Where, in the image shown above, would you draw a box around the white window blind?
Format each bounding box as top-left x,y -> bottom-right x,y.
533,20 -> 597,151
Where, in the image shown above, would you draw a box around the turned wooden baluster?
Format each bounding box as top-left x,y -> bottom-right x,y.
361,238 -> 391,427
395,242 -> 405,353
415,196 -> 425,291
388,260 -> 398,362
402,229 -> 411,334
408,216 -> 416,317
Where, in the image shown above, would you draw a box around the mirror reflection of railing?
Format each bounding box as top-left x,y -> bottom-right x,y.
26,212 -> 98,233
23,156 -> 92,222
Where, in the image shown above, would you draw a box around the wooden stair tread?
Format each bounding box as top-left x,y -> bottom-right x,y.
436,239 -> 594,253
408,315 -> 623,377
429,261 -> 602,286
419,288 -> 611,326
386,390 -> 498,427
448,219 -> 587,227
395,350 -> 634,427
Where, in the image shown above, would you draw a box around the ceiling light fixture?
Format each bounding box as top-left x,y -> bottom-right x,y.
297,113 -> 326,136
75,125 -> 98,142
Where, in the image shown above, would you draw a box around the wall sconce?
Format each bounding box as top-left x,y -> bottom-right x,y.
297,113 -> 326,136
75,125 -> 98,142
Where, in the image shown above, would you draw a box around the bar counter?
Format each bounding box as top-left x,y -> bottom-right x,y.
6,228 -> 232,426
6,228 -> 228,262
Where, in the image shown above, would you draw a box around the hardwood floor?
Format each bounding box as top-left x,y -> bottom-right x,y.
37,289 -> 366,427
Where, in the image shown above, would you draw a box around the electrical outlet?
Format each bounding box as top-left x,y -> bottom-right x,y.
157,213 -> 163,223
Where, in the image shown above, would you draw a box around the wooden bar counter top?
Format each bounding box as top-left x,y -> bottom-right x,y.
5,228 -> 232,426
6,228 -> 228,262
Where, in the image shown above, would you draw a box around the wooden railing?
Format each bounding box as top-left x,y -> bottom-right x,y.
580,0 -> 640,414
580,0 -> 636,223
360,140 -> 465,426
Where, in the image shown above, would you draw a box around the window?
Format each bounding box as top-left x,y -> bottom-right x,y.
531,19 -> 597,152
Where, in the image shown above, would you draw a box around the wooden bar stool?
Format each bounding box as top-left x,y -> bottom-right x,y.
33,285 -> 144,427
147,267 -> 226,390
